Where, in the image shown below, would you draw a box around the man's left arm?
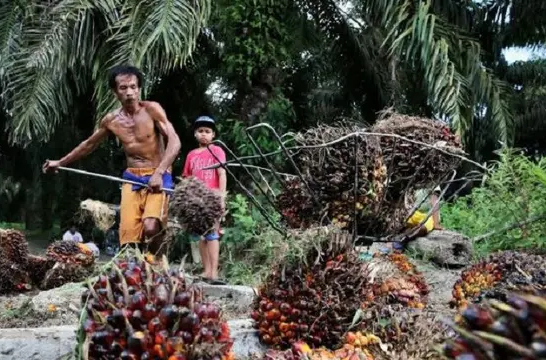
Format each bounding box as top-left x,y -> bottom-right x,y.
147,102 -> 181,190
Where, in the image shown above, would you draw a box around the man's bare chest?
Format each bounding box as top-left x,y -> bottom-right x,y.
111,113 -> 156,142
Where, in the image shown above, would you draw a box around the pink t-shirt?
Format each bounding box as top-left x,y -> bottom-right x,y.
182,145 -> 226,190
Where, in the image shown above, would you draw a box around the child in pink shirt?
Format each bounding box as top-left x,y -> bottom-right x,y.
182,116 -> 227,283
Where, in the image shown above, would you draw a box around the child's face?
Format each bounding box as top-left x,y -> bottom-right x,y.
195,127 -> 215,145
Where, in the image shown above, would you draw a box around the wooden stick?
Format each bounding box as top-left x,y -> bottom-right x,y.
57,166 -> 174,193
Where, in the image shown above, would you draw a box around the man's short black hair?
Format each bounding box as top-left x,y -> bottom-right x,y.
108,65 -> 144,89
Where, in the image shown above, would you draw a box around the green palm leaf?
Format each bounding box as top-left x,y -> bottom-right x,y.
1,0 -> 210,146
371,0 -> 513,146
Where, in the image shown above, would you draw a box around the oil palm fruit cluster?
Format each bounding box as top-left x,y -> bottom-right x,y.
25,254 -> 56,288
170,176 -> 224,236
46,240 -> 95,266
0,248 -> 31,294
443,293 -> 546,359
276,178 -> 316,229
79,250 -> 234,360
450,250 -> 546,309
371,111 -> 462,198
252,232 -> 374,349
0,228 -> 29,265
262,336 -> 377,360
276,122 -> 387,232
370,253 -> 429,309
38,240 -> 97,290
357,304 -> 447,359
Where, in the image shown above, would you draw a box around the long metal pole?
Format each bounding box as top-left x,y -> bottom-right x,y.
57,166 -> 174,193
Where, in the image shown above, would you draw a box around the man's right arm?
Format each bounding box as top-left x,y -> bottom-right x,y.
43,115 -> 112,173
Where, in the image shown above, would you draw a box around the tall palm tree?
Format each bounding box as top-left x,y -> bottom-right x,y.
0,0 -> 211,146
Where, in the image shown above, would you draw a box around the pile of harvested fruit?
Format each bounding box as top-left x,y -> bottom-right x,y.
444,292 -> 546,359
252,231 -> 375,349
0,229 -> 31,294
370,252 -> 429,309
275,111 -> 462,237
261,332 -> 380,360
0,228 -> 96,293
450,250 -> 546,309
371,110 -> 462,198
78,250 -> 233,360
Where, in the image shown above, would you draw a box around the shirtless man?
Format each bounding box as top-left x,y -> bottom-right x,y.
42,65 -> 181,254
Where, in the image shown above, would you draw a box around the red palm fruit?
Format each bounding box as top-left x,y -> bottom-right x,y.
127,331 -> 147,353
206,304 -> 220,319
148,317 -> 162,333
180,331 -> 193,344
155,330 -> 169,345
280,303 -> 291,314
279,322 -> 290,333
166,337 -> 184,354
130,310 -> 144,330
154,284 -> 169,307
142,303 -> 157,322
91,330 -> 114,346
199,327 -> 214,342
195,303 -> 207,319
251,310 -> 261,321
174,292 -> 191,307
265,309 -> 281,321
290,308 -> 301,317
129,291 -> 147,311
168,354 -> 187,360
153,344 -> 166,358
159,305 -> 179,327
262,334 -> 273,345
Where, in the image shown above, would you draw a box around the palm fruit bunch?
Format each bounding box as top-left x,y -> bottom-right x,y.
262,336 -> 377,360
24,254 -> 55,287
170,176 -> 224,236
276,122 -> 387,232
0,248 -> 31,294
276,178 -> 317,229
443,293 -> 546,359
371,110 -> 462,198
252,231 -> 375,349
37,240 -> 96,290
78,250 -> 234,360
450,250 -> 546,309
46,240 -> 95,266
369,252 -> 429,309
0,228 -> 29,265
357,305 -> 447,360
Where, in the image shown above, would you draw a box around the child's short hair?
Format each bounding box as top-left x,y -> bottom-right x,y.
193,116 -> 216,131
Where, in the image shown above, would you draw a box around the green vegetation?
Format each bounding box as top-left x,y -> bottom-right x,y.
0,1 -> 545,268
442,150 -> 546,257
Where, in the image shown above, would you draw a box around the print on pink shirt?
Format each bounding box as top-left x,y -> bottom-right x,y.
183,145 -> 226,190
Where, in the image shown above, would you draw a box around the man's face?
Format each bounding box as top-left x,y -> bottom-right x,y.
70,226 -> 76,234
114,74 -> 140,105
195,127 -> 215,145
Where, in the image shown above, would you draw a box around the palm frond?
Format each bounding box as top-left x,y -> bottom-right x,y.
93,0 -> 211,119
2,0 -> 211,145
370,0 -> 513,145
505,59 -> 546,86
0,0 -> 26,74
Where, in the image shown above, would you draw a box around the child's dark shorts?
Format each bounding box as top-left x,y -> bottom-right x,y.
190,230 -> 220,242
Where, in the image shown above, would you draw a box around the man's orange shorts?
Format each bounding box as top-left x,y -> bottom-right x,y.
119,168 -> 170,245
